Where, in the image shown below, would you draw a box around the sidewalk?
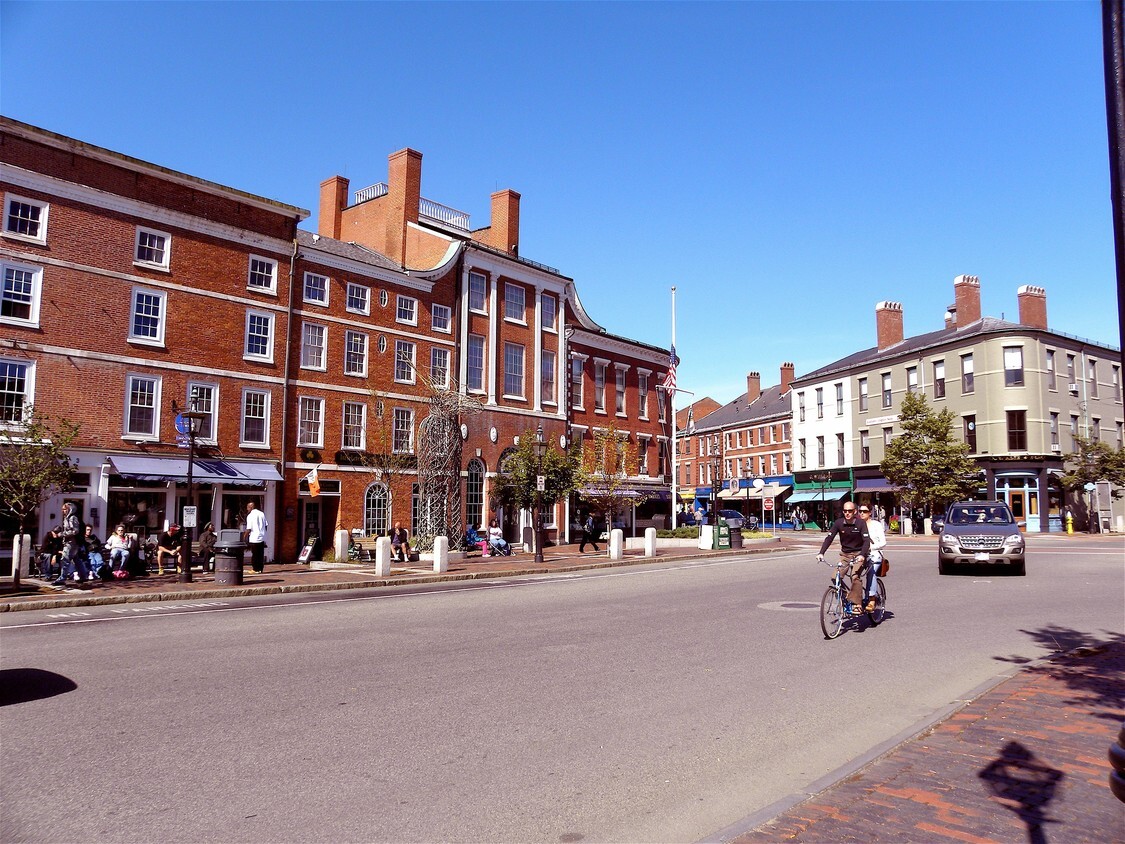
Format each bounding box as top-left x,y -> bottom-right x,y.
723,642 -> 1125,843
0,539 -> 790,613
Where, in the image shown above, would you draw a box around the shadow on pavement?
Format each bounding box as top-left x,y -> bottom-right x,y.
0,668 -> 78,706
978,740 -> 1063,844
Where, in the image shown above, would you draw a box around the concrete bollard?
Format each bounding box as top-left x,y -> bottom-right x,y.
644,527 -> 656,557
520,525 -> 534,553
375,536 -> 392,576
433,536 -> 448,573
334,529 -> 349,564
609,528 -> 624,560
13,534 -> 31,579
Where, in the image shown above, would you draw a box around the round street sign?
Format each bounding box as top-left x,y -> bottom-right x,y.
1083,482 -> 1096,491
174,413 -> 191,435
763,498 -> 774,511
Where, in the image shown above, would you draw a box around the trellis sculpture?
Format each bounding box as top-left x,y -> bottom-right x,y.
414,387 -> 483,550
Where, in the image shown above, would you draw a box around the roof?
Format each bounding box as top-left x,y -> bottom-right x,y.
693,383 -> 792,433
297,229 -> 404,271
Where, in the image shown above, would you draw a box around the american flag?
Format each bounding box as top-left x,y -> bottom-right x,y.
662,345 -> 677,391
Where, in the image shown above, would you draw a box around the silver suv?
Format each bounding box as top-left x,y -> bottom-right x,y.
938,501 -> 1026,576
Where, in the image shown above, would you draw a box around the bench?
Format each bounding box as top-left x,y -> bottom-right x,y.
353,535 -> 419,563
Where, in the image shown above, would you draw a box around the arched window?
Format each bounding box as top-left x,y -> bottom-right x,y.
466,458 -> 485,530
364,483 -> 390,535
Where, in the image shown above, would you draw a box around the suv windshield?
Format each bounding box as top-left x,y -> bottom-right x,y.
948,505 -> 1014,526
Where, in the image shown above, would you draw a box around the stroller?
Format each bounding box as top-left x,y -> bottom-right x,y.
486,533 -> 513,556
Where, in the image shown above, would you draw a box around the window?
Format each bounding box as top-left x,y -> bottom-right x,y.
541,293 -> 557,331
128,288 -> 166,345
657,384 -> 667,420
542,350 -> 556,404
571,357 -> 585,408
835,383 -> 844,415
1003,347 -> 1024,387
303,272 -> 328,305
504,282 -> 525,321
816,387 -> 824,419
396,295 -> 418,325
344,330 -> 368,377
836,433 -> 845,466
638,439 -> 650,475
1113,365 -> 1121,401
1066,354 -> 1076,385
467,335 -> 485,391
1070,415 -> 1079,450
1117,421 -> 1123,450
247,255 -> 277,292
595,361 -> 606,411
241,389 -> 270,446
125,374 -> 160,438
799,439 -> 807,469
638,372 -> 649,418
961,354 -> 974,394
0,359 -> 32,423
3,195 -> 47,243
906,366 -> 919,394
1007,410 -> 1027,451
394,340 -> 416,384
1050,412 -> 1059,449
430,347 -> 450,389
392,407 -> 414,453
883,427 -> 893,447
615,367 -> 626,415
468,271 -> 487,312
798,392 -> 806,422
364,483 -> 390,536
1089,359 -> 1099,398
858,378 -> 868,413
503,342 -> 524,396
1046,350 -> 1056,391
379,289 -> 389,308
783,422 -> 790,441
466,459 -> 485,531
860,430 -> 870,463
770,454 -> 778,475
346,283 -> 370,315
1092,417 -> 1101,442
964,415 -> 977,453
187,383 -> 216,441
135,228 -> 170,269
244,310 -> 274,361
342,401 -> 366,450
881,373 -> 892,408
816,436 -> 825,467
432,304 -> 451,333
0,261 -> 41,328
933,361 -> 946,399
301,323 -> 327,370
298,397 -> 324,447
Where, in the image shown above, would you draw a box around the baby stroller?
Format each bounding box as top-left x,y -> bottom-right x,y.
487,536 -> 513,556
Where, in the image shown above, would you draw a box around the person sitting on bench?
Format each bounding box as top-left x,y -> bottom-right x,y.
155,524 -> 183,575
388,521 -> 412,562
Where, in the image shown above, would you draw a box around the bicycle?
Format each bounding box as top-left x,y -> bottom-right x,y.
818,554 -> 887,639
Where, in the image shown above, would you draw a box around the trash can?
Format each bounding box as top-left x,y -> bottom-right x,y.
729,524 -> 743,549
214,529 -> 245,586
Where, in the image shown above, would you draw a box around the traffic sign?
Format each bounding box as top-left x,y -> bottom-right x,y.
763,498 -> 774,511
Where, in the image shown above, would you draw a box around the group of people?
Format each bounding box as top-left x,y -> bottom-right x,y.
463,520 -> 513,557
817,502 -> 888,614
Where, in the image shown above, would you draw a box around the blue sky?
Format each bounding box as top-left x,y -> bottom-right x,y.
2,1 -> 1117,406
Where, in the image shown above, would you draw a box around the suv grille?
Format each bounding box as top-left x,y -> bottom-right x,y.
959,535 -> 1004,550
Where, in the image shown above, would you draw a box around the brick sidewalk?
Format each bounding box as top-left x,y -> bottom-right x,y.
731,643 -> 1125,843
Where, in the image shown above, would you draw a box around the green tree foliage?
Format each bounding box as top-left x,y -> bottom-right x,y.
880,391 -> 978,510
576,422 -> 653,530
491,428 -> 581,512
1059,435 -> 1125,499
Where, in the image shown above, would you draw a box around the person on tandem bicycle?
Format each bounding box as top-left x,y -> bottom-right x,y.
816,503 -> 871,615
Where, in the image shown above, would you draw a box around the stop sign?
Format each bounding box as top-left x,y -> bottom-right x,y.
763,498 -> 774,511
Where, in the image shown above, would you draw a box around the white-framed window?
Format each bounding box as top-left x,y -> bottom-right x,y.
595,361 -> 607,411
394,340 -> 416,384
0,358 -> 34,424
297,396 -> 325,447
1004,346 -> 1024,387
1089,358 -> 1099,398
240,388 -> 270,447
377,335 -> 387,354
933,361 -> 946,398
816,387 -> 824,419
837,433 -> 845,465
1046,350 -> 1056,391
906,366 -> 919,394
541,293 -> 557,332
468,271 -> 487,312
503,342 -> 524,397
303,272 -> 329,306
430,347 -> 450,389
638,438 -> 650,475
882,372 -> 893,407
247,255 -> 277,293
396,295 -> 418,325
244,310 -> 274,362
858,378 -> 868,412
125,373 -> 161,439
128,287 -> 166,346
134,227 -> 170,270
504,282 -> 525,322
344,330 -> 368,377
961,354 -> 974,393
379,289 -> 389,308
342,401 -> 366,450
467,334 -> 485,392
860,430 -> 870,463
638,372 -> 649,419
817,436 -> 825,466
431,304 -> 452,333
542,350 -> 556,405
835,382 -> 844,414
799,438 -> 807,469
3,194 -> 48,244
392,407 -> 414,453
657,383 -> 667,420
346,282 -> 370,315
301,322 -> 327,370
571,356 -> 585,408
615,366 -> 627,415
0,260 -> 42,326
798,392 -> 806,422
186,382 -> 217,442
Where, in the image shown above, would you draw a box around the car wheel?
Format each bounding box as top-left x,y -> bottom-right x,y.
1012,559 -> 1026,576
938,557 -> 952,576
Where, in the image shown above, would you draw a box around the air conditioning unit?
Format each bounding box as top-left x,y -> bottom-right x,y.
1068,383 -> 1079,395
1051,443 -> 1061,453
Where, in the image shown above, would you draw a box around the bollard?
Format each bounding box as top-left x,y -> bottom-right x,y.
609,528 -> 623,560
374,536 -> 392,576
334,529 -> 349,564
433,536 -> 448,573
644,527 -> 657,557
1066,512 -> 1074,535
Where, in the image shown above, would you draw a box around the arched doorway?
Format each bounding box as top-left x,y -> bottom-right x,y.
466,458 -> 485,533
363,482 -> 390,536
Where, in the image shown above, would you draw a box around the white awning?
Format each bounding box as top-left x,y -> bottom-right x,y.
108,455 -> 282,485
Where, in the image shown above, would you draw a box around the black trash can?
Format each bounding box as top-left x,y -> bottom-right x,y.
214,543 -> 246,586
729,524 -> 744,549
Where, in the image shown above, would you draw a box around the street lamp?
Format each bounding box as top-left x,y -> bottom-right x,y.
812,471 -> 832,529
173,389 -> 207,584
531,422 -> 549,564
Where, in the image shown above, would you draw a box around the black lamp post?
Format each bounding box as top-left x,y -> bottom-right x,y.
174,390 -> 207,584
711,457 -> 722,547
531,423 -> 549,564
812,471 -> 832,528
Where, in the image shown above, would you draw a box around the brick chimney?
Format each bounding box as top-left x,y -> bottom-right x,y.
876,301 -> 904,350
318,175 -> 348,239
780,362 -> 795,394
746,372 -> 761,404
1017,285 -> 1048,329
385,148 -> 423,265
952,274 -> 981,326
490,189 -> 521,256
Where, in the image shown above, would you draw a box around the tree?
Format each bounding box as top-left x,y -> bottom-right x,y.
576,422 -> 653,534
0,407 -> 80,586
1059,435 -> 1125,498
880,391 -> 978,512
490,428 -> 581,516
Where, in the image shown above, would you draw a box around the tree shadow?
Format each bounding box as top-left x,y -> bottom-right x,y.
979,741 -> 1063,844
0,668 -> 77,706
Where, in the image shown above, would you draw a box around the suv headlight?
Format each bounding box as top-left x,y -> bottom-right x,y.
940,535 -> 959,551
1002,534 -> 1025,552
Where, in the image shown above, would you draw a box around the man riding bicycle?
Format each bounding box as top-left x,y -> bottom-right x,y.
816,503 -> 871,615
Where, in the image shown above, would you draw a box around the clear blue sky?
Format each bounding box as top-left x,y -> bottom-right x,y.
2,1 -> 1117,406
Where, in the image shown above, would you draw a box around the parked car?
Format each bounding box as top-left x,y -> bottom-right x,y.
937,501 -> 1025,576
718,510 -> 745,530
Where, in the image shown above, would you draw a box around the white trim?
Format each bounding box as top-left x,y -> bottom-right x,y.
0,355 -> 35,427
239,387 -> 272,448
2,192 -> 48,245
123,372 -> 162,441
299,321 -> 328,372
243,309 -> 275,363
0,257 -> 42,328
247,254 -> 278,295
127,286 -> 167,347
395,294 -> 419,326
134,226 -> 171,271
302,271 -> 330,307
296,395 -> 326,448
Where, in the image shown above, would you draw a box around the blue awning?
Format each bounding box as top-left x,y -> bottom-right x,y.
108,455 -> 281,485
787,489 -> 850,504
855,478 -> 896,492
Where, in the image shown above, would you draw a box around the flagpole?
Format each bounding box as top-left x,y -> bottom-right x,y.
670,286 -> 678,530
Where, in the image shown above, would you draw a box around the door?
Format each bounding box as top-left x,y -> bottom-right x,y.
1009,491 -> 1026,530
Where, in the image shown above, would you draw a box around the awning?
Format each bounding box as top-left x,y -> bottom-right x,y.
577,487 -> 644,499
108,455 -> 281,486
731,484 -> 791,499
787,489 -> 850,504
855,479 -> 896,492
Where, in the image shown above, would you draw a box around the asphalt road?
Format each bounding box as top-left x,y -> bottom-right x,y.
1,535 -> 1121,843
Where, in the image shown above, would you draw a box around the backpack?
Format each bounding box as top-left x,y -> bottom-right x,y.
584,516 -> 594,533
878,556 -> 890,577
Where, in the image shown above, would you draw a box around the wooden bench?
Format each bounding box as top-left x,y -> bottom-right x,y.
353,535 -> 419,563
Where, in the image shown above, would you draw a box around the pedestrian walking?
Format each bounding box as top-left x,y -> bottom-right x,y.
579,511 -> 600,553
245,500 -> 268,573
55,502 -> 90,585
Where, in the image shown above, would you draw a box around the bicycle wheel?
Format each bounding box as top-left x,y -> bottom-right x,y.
866,577 -> 887,625
820,586 -> 845,639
